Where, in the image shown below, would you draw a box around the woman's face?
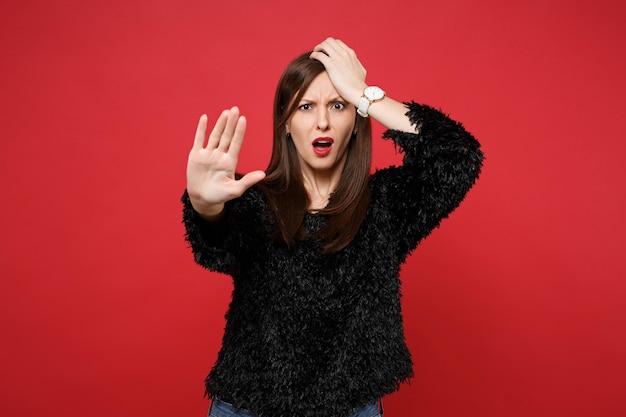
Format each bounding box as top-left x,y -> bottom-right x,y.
287,72 -> 356,177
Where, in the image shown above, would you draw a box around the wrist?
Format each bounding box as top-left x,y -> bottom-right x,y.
192,200 -> 225,221
348,83 -> 368,107
357,85 -> 386,118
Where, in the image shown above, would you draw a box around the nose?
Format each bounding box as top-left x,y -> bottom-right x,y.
316,108 -> 329,131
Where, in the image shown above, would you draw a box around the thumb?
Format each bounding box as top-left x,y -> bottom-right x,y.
237,170 -> 266,192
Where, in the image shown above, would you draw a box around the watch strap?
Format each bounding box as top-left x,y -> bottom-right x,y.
357,96 -> 371,118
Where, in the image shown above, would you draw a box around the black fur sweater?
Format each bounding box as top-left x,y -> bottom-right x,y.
182,102 -> 483,417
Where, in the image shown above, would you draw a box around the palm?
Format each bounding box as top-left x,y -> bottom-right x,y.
186,107 -> 265,216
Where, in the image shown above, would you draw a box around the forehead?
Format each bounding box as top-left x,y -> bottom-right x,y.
301,72 -> 339,99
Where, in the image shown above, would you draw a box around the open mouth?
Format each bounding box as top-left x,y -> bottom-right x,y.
312,137 -> 334,156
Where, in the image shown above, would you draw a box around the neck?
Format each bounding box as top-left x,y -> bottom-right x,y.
301,166 -> 344,211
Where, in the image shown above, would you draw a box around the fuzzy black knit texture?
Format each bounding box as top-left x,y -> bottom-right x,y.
182,102 -> 483,417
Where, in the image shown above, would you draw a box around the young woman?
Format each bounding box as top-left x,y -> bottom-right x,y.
183,38 -> 483,417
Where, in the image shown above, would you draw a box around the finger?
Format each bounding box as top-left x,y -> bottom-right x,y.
310,39 -> 350,70
192,114 -> 208,149
309,50 -> 330,65
236,170 -> 266,193
327,40 -> 358,67
326,37 -> 349,55
207,109 -> 229,149
227,115 -> 247,158
333,38 -> 352,52
218,106 -> 240,151
312,42 -> 327,55
313,39 -> 333,56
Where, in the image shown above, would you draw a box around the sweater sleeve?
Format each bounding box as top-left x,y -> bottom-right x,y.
370,101 -> 484,260
181,190 -> 241,277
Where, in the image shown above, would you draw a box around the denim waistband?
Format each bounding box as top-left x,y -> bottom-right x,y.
208,398 -> 383,417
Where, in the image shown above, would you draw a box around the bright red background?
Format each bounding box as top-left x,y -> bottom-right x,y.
1,0 -> 625,416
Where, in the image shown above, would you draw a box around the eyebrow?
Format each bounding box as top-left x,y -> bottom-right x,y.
299,95 -> 345,103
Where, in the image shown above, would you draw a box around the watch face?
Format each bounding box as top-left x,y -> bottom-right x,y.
365,86 -> 385,101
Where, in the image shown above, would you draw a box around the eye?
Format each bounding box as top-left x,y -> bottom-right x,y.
331,102 -> 346,110
298,103 -> 313,111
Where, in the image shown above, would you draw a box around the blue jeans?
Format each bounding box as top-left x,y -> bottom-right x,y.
208,398 -> 383,417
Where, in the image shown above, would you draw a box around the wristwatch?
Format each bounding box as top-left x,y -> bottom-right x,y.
357,86 -> 386,117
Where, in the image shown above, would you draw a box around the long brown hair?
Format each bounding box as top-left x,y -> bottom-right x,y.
260,52 -> 372,254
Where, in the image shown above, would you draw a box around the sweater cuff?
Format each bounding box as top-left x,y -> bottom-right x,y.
181,190 -> 228,249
